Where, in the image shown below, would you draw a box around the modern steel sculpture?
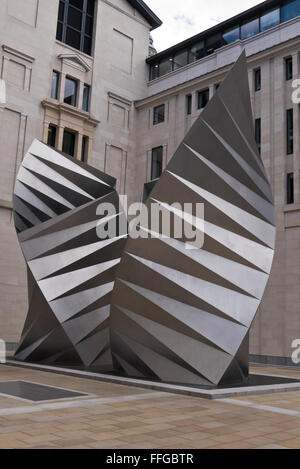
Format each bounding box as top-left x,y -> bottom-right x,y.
13,140 -> 127,369
110,52 -> 276,386
13,52 -> 275,387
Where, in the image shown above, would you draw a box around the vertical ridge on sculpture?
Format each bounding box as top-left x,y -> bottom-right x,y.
110,52 -> 276,387
13,140 -> 127,371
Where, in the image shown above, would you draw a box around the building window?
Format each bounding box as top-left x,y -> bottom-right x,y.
281,0 -> 300,23
285,57 -> 293,80
51,71 -> 59,99
186,94 -> 192,115
215,83 -> 220,91
82,84 -> 90,111
222,26 -> 240,44
189,41 -> 205,62
56,0 -> 96,56
260,8 -> 280,32
254,69 -> 261,91
151,146 -> 163,180
153,104 -> 165,125
150,63 -> 159,80
241,17 -> 260,40
47,125 -> 57,148
286,109 -> 294,155
173,50 -> 188,70
197,89 -> 209,109
255,118 -> 261,154
81,136 -> 88,162
206,33 -> 224,55
64,77 -> 78,107
158,58 -> 172,76
62,129 -> 76,157
287,173 -> 294,204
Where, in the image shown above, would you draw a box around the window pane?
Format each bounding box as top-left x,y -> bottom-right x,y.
84,36 -> 92,55
85,15 -> 93,35
151,147 -> 163,180
81,136 -> 88,162
159,58 -> 172,76
254,69 -> 261,91
51,71 -> 59,99
87,0 -> 95,15
82,84 -> 90,111
69,0 -> 84,9
47,125 -> 57,148
64,77 -> 77,106
186,95 -> 192,115
287,173 -> 294,204
56,21 -> 63,41
67,6 -> 82,30
241,18 -> 259,40
66,27 -> 81,49
222,27 -> 240,44
58,1 -> 64,21
285,57 -> 293,80
150,64 -> 159,80
286,109 -> 294,155
198,89 -> 209,109
255,118 -> 261,153
281,0 -> 300,22
260,8 -> 280,32
173,50 -> 188,70
189,41 -> 205,62
62,130 -> 76,157
153,104 -> 165,125
206,33 -> 224,55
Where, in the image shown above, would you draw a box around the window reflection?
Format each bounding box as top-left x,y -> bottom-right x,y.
281,0 -> 300,22
241,18 -> 259,40
260,8 -> 280,31
189,41 -> 205,62
222,27 -> 240,44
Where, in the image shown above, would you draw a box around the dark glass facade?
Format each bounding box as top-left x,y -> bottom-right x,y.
56,0 -> 95,56
149,0 -> 300,80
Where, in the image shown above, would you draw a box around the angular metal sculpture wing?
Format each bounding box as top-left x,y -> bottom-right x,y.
110,52 -> 276,386
14,140 -> 127,370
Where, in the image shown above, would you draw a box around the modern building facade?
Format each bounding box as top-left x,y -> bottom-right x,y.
0,0 -> 300,365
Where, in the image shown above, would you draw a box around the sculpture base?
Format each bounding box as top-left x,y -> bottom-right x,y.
6,360 -> 300,400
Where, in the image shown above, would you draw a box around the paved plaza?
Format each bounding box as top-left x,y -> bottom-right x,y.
0,364 -> 300,449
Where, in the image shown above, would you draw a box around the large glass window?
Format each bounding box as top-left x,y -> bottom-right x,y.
241,18 -> 259,40
189,41 -> 205,62
151,146 -> 163,180
150,64 -> 159,80
153,104 -> 165,125
173,50 -> 188,70
281,0 -> 300,23
62,130 -> 76,157
206,33 -> 224,55
56,0 -> 96,56
222,27 -> 240,44
286,109 -> 294,155
82,84 -> 90,111
64,77 -> 78,106
198,89 -> 209,109
51,71 -> 59,99
260,8 -> 280,31
159,58 -> 173,76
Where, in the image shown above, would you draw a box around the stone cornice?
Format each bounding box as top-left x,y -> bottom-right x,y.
41,99 -> 100,126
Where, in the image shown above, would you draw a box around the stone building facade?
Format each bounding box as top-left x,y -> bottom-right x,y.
0,0 -> 300,364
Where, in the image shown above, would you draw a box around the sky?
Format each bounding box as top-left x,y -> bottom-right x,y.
146,0 -> 263,52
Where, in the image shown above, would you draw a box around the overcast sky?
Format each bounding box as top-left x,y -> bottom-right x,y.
146,0 -> 263,51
